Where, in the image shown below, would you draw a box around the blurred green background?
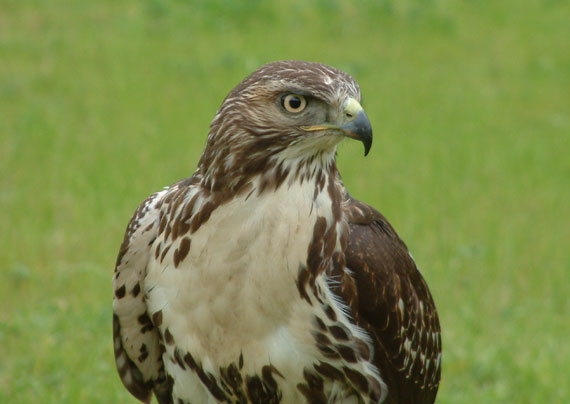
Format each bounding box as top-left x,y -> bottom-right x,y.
1,0 -> 568,403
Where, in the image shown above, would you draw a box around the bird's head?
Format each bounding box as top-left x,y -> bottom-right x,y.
198,60 -> 373,191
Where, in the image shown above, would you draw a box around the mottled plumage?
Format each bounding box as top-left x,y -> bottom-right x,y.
113,60 -> 441,404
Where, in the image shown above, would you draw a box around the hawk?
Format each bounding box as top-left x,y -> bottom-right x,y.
113,60 -> 441,404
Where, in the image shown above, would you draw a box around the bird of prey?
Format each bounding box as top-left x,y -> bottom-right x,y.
113,60 -> 441,404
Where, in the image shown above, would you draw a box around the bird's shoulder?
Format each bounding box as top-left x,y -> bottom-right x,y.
113,174 -> 200,404
336,194 -> 441,403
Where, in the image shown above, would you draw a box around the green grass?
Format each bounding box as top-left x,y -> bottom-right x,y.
1,0 -> 568,402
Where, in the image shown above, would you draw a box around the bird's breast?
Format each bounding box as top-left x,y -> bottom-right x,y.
145,178 -> 331,374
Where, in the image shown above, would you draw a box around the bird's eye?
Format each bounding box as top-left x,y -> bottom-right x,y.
282,94 -> 307,113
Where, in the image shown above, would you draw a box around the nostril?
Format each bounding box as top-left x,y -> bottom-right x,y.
346,112 -> 354,119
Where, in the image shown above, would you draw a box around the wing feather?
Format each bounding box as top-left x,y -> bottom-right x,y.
113,190 -> 170,403
341,195 -> 441,404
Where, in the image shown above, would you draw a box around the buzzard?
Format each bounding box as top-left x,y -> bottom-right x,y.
113,60 -> 441,404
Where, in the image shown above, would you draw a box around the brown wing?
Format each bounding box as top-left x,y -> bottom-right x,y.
340,194 -> 441,404
113,189 -> 171,404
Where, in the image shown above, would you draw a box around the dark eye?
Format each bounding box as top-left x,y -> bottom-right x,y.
282,94 -> 307,113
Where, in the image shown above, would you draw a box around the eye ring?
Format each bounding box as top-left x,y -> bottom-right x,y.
282,94 -> 307,113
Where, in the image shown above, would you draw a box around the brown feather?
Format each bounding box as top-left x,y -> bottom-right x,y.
341,194 -> 442,404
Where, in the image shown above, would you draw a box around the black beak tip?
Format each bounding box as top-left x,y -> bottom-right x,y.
363,138 -> 372,156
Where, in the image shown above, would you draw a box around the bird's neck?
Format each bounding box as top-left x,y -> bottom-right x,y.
193,150 -> 346,240
199,147 -> 341,196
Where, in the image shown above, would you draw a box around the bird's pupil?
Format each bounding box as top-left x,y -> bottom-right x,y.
289,97 -> 301,109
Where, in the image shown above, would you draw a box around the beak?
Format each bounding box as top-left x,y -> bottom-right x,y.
341,108 -> 373,156
300,98 -> 373,156
340,97 -> 372,156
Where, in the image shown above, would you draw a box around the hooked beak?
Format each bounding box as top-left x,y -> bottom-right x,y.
300,98 -> 373,156
341,108 -> 373,156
